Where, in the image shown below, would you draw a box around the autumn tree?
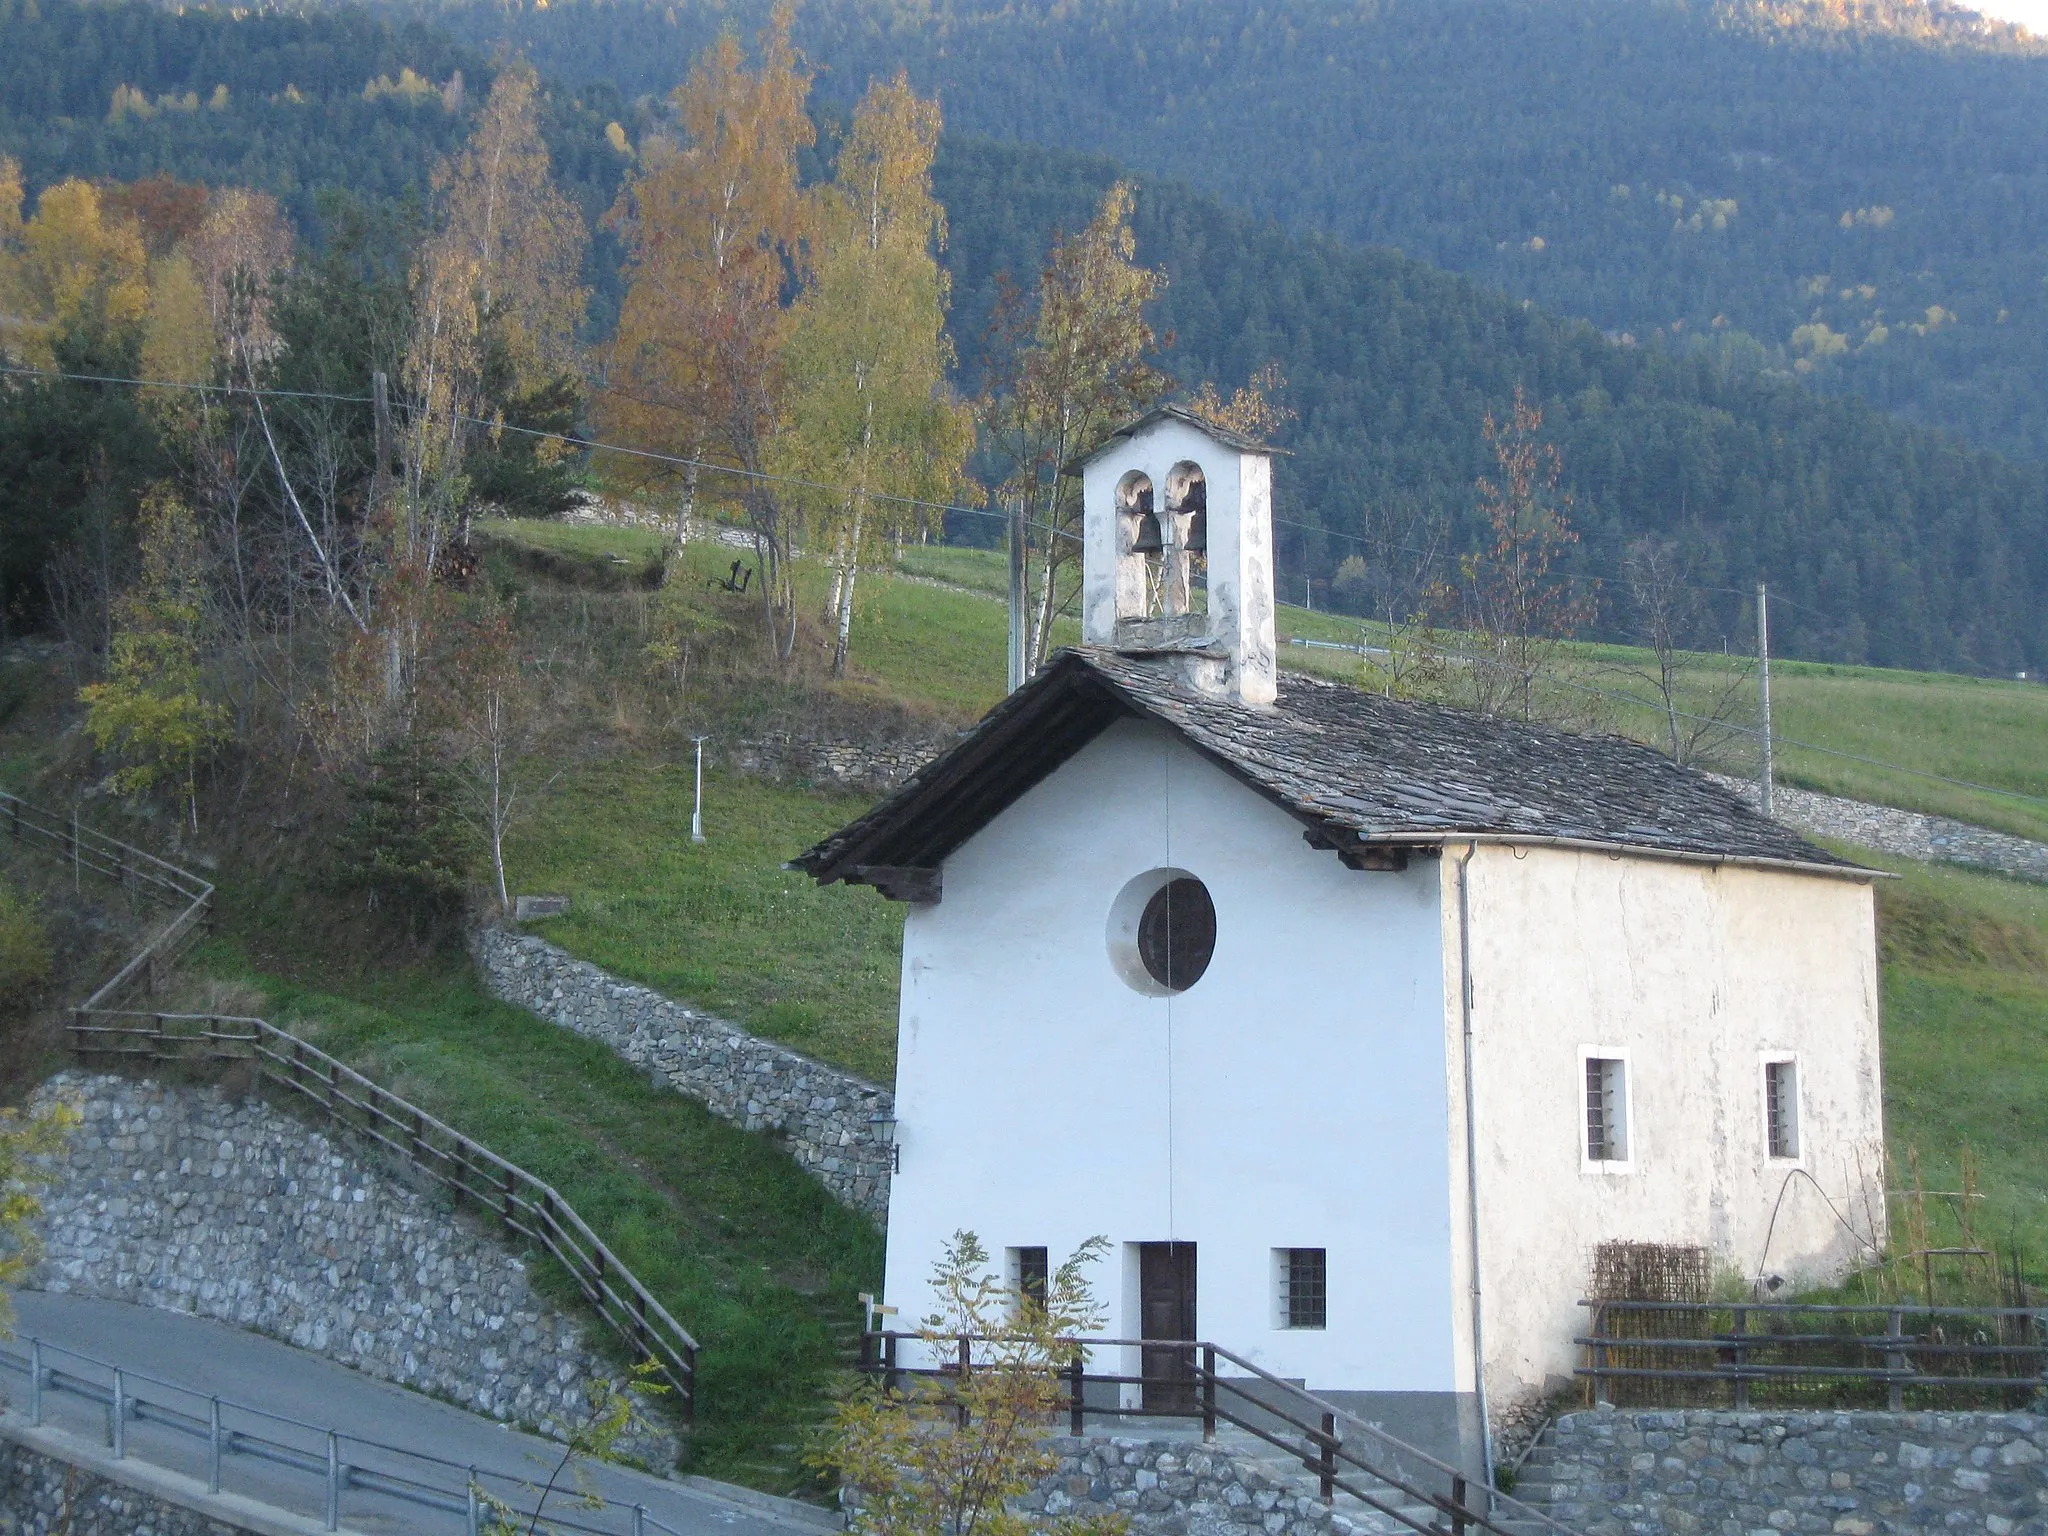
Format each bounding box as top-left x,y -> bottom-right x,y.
1185,361 -> 1295,442
780,74 -> 976,676
982,183 -> 1169,671
1442,390 -> 1596,719
0,1100 -> 79,1337
1618,536 -> 1755,765
815,1232 -> 1125,1536
0,174 -> 149,366
435,592 -> 553,916
79,486 -> 228,828
600,7 -> 814,656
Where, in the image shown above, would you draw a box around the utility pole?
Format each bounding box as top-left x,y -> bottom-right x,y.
1007,498 -> 1027,694
1756,582 -> 1774,819
691,736 -> 709,845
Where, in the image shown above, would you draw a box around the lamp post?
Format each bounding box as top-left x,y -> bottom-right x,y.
691,736 -> 709,844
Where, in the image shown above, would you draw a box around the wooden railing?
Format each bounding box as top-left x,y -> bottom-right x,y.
861,1330 -> 1579,1536
1578,1299 -> 2048,1410
3,790 -> 698,1418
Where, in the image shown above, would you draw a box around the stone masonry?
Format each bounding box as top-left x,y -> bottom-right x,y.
25,1073 -> 674,1468
1013,1432 -> 1418,1536
1710,775 -> 2048,884
1521,1406 -> 2048,1536
476,930 -> 893,1223
0,1440 -> 247,1536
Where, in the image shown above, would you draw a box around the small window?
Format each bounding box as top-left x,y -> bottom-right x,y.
1585,1056 -> 1629,1163
1765,1060 -> 1800,1159
1277,1248 -> 1327,1330
1137,877 -> 1217,992
1010,1246 -> 1049,1313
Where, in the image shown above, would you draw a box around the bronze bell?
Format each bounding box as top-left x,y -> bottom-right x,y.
1131,512 -> 1164,554
1185,509 -> 1207,554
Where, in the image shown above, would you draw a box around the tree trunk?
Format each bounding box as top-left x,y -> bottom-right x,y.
832,504 -> 865,679
676,460 -> 699,552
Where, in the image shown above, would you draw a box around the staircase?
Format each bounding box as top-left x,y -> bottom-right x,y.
1204,1421 -> 1441,1536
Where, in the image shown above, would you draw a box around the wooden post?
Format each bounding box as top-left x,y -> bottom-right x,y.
957,1335 -> 971,1428
1069,1351 -> 1086,1436
1592,1304 -> 1612,1407
1732,1305 -> 1749,1410
501,1165 -> 517,1235
1887,1308 -> 1906,1411
410,1108 -> 425,1166
1317,1411 -> 1336,1503
1201,1343 -> 1217,1441
884,1331 -> 900,1396
1452,1474 -> 1470,1536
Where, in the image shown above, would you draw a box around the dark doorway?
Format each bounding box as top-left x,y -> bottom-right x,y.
1138,1242 -> 1198,1412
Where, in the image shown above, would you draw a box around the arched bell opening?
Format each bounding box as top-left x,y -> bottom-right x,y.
1115,471 -> 1162,619
1165,461 -> 1208,615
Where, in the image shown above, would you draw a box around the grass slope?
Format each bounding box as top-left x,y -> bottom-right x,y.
194,928 -> 883,1493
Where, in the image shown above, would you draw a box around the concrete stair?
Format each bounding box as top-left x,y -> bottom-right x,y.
1205,1422 -> 1444,1536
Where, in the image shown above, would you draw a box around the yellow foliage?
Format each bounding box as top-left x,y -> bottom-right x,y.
140,251 -> 213,427
813,1233 -> 1127,1536
79,487 -> 228,825
1791,321 -> 1850,358
363,67 -> 440,104
0,178 -> 149,365
0,1099 -> 80,1337
605,121 -> 632,157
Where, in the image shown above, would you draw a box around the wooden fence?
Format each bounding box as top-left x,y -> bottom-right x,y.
1579,1299 -> 2048,1411
2,790 -> 698,1418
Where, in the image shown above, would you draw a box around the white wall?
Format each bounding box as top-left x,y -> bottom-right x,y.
885,717 -> 1455,1393
1441,845 -> 1886,1414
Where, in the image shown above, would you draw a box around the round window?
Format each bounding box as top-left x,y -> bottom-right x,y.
1107,869 -> 1217,995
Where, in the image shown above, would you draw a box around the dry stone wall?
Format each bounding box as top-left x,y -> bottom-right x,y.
475,930 -> 893,1223
1522,1406 -> 2048,1536
26,1073 -> 673,1467
1710,775 -> 2048,884
0,1441 -> 246,1536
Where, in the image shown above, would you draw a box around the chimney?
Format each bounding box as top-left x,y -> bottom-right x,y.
1072,406 -> 1278,707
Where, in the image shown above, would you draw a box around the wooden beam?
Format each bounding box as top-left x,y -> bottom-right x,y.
1301,827 -> 1417,873
851,865 -> 942,904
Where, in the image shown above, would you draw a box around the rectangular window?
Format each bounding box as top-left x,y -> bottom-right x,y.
1585,1056 -> 1629,1163
1010,1246 -> 1049,1313
1277,1248 -> 1327,1330
1765,1060 -> 1800,1159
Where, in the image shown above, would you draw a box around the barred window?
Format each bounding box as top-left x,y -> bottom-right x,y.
1585,1057 -> 1629,1163
1011,1246 -> 1049,1313
1765,1060 -> 1800,1159
1278,1248 -> 1327,1330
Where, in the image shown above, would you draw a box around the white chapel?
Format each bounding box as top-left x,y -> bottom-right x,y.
795,405 -> 1887,1473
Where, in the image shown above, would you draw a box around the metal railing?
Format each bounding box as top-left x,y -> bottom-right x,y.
0,1332 -> 686,1534
1578,1299 -> 2048,1410
2,790 -> 697,1416
861,1331 -> 1578,1536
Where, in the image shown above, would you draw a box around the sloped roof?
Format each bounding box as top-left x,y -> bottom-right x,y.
793,648 -> 1863,892
1059,403 -> 1283,476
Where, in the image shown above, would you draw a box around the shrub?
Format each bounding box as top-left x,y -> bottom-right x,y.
0,880 -> 52,1015
333,735 -> 477,942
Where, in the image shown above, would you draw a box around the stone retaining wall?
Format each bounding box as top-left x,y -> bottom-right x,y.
1711,774 -> 2048,884
730,729 -> 944,795
26,1073 -> 673,1468
0,1440 -> 247,1536
1529,1406 -> 2048,1536
475,930 -> 893,1223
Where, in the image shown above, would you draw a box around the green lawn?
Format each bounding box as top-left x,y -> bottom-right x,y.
193,934 -> 882,1495
507,764 -> 903,1082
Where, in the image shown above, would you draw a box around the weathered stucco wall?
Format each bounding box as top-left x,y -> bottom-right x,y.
1522,1406 -> 2048,1536
1443,847 -> 1885,1419
476,930 -> 893,1222
27,1073 -> 671,1465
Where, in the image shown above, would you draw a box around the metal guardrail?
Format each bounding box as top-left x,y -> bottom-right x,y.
1578,1299 -> 2048,1410
862,1330 -> 1578,1536
1,789 -> 698,1417
0,1332 -> 687,1534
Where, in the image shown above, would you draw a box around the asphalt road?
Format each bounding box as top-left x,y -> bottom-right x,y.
3,1291 -> 839,1536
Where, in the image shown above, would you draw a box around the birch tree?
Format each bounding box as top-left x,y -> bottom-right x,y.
599,7 -> 814,657
981,184 -> 1168,671
780,74 -> 975,677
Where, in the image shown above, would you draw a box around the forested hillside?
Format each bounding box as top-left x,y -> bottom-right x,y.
407,0 -> 2048,465
5,0 -> 2048,671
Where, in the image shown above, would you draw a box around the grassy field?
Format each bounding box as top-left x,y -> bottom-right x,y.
507,764 -> 903,1082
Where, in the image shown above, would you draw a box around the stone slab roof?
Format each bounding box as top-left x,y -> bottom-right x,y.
794,647 -> 1861,894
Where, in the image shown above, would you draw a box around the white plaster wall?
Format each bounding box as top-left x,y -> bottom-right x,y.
1441,845 -> 1886,1413
885,717 -> 1455,1393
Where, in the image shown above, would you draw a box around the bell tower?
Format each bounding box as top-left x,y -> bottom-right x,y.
1070,405 -> 1278,707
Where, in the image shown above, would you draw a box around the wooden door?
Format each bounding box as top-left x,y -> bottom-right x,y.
1138,1242 -> 1197,1413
